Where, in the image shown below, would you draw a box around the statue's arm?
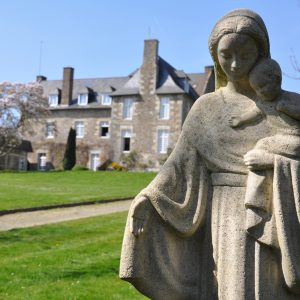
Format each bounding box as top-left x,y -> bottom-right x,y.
277,101 -> 300,121
129,95 -> 209,237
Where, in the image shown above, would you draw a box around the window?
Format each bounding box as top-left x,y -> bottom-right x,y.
48,94 -> 58,107
101,94 -> 112,105
46,123 -> 55,138
157,129 -> 169,154
75,121 -> 84,138
100,121 -> 109,137
159,97 -> 170,119
78,93 -> 88,105
121,129 -> 131,152
123,98 -> 133,119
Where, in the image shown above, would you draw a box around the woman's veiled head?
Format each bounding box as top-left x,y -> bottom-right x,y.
209,9 -> 270,89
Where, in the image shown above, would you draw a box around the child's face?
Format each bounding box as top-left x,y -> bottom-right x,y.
251,76 -> 281,101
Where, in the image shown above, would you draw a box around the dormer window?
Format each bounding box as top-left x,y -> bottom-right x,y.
78,93 -> 88,106
48,88 -> 60,106
48,94 -> 58,107
101,94 -> 112,105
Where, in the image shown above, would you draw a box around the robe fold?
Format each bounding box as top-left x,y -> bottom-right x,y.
246,156 -> 300,294
119,133 -> 215,299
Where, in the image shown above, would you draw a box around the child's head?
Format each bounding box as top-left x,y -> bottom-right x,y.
249,58 -> 282,101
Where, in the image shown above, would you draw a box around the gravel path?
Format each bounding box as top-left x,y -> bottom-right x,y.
0,199 -> 132,231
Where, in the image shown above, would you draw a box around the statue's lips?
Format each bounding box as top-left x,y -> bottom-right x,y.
227,69 -> 246,80
229,69 -> 243,75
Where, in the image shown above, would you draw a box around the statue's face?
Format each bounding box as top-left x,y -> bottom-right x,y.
217,33 -> 259,82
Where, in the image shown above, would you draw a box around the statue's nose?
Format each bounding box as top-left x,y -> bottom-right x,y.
230,58 -> 241,70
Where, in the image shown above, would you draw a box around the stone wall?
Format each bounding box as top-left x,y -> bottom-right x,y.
26,108 -> 112,170
110,93 -> 187,168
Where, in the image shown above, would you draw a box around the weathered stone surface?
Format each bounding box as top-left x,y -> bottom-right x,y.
120,8 -> 300,299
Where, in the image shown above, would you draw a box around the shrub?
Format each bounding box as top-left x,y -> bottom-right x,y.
72,165 -> 89,171
109,162 -> 127,172
48,168 -> 64,172
98,159 -> 112,171
120,150 -> 140,170
63,128 -> 76,170
158,147 -> 173,165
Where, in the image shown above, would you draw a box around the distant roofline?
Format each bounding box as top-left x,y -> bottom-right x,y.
49,105 -> 112,111
41,75 -> 130,82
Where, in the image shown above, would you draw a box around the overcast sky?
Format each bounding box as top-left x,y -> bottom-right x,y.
0,0 -> 300,93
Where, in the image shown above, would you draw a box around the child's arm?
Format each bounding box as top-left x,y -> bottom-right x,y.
277,95 -> 300,121
229,106 -> 264,128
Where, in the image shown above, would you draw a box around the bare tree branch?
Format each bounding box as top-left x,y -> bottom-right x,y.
285,49 -> 300,80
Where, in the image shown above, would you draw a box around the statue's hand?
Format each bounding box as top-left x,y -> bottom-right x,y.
244,149 -> 274,170
129,196 -> 151,237
229,115 -> 241,128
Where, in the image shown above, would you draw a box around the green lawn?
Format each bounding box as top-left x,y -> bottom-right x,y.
0,171 -> 156,211
0,212 -> 147,299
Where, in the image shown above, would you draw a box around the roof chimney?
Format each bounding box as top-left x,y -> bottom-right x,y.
140,39 -> 159,95
203,65 -> 215,94
36,75 -> 47,82
61,67 -> 74,106
204,65 -> 214,74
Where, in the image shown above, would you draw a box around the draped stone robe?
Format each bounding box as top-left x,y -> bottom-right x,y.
120,89 -> 300,299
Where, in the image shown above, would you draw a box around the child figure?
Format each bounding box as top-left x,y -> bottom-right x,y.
229,58 -> 300,159
229,58 -> 300,250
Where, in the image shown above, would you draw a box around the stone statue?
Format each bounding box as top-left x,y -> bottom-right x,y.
119,8 -> 300,299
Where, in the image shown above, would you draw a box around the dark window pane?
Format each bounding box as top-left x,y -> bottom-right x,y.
101,127 -> 109,137
123,137 -> 130,151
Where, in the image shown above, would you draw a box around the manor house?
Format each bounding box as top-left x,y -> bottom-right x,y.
27,39 -> 214,170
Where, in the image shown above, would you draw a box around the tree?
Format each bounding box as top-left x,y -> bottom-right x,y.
120,150 -> 140,170
0,81 -> 47,156
63,128 -> 76,170
158,147 -> 173,166
290,53 -> 300,79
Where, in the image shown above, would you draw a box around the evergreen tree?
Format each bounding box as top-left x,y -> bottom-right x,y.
63,128 -> 76,170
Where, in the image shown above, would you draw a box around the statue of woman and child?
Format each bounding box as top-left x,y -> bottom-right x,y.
119,8 -> 300,299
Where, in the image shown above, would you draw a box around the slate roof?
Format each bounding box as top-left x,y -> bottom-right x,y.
188,72 -> 212,96
41,58 -> 212,107
156,57 -> 199,99
112,57 -> 203,100
111,69 -> 141,96
41,77 -> 129,105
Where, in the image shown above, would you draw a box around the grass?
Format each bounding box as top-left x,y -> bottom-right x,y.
0,171 -> 156,211
0,212 -> 147,299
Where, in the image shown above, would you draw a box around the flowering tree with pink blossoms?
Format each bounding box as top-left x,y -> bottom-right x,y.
0,81 -> 47,156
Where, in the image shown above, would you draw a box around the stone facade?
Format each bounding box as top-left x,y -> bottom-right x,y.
26,39 -> 214,170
